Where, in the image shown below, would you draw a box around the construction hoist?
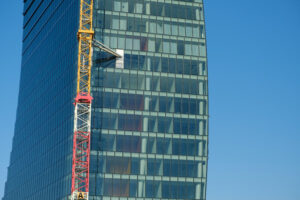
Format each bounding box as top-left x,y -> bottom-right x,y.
71,1 -> 121,199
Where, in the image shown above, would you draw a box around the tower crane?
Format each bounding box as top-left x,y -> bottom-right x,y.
71,1 -> 121,199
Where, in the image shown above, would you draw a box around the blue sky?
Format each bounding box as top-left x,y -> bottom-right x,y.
0,0 -> 299,199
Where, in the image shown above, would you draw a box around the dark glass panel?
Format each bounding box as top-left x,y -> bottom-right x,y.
116,135 -> 141,153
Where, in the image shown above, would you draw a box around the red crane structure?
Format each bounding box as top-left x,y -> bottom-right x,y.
71,1 -> 121,199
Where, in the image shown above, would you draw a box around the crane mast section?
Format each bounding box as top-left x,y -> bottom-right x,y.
71,0 -> 94,200
76,0 -> 94,98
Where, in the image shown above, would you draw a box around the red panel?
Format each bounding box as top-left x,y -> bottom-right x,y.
75,92 -> 93,104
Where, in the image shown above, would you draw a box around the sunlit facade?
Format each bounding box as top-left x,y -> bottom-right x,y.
89,0 -> 208,199
3,0 -> 208,199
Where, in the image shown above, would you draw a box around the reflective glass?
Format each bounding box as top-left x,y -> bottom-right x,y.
4,0 -> 209,199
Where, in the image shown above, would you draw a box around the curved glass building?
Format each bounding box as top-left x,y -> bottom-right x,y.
3,0 -> 208,199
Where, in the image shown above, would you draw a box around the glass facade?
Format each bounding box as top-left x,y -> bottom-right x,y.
3,0 -> 208,199
2,0 -> 79,199
90,0 -> 208,199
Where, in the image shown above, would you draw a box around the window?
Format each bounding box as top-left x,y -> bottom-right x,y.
135,2 -> 143,13
106,157 -> 131,174
120,18 -> 127,30
116,135 -> 142,152
113,1 -> 121,11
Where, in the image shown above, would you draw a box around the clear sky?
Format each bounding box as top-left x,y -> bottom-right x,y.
0,0 -> 299,199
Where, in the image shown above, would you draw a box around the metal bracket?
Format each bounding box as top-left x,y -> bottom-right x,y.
92,39 -> 122,58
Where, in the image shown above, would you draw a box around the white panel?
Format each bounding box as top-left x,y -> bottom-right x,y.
116,49 -> 124,69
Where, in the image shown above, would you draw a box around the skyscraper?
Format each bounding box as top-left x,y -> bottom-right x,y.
3,0 -> 208,199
